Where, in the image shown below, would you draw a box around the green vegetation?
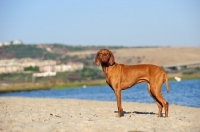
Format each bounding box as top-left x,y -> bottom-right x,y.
3,45 -> 45,59
0,80 -> 106,93
0,67 -> 103,83
182,67 -> 200,75
80,67 -> 104,79
0,73 -> 32,83
0,66 -> 106,93
52,80 -> 106,89
0,83 -> 51,93
24,66 -> 39,72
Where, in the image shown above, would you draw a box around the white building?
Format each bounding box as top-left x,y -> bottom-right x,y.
0,40 -> 23,47
39,62 -> 84,72
13,40 -> 23,45
0,58 -> 84,74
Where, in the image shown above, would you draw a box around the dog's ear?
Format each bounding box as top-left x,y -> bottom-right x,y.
95,51 -> 100,66
108,50 -> 115,66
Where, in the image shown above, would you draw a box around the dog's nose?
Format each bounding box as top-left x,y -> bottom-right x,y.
102,54 -> 107,56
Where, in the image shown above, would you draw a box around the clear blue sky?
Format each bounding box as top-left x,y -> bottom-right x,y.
0,0 -> 199,46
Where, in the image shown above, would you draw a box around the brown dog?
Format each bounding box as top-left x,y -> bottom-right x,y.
95,49 -> 169,117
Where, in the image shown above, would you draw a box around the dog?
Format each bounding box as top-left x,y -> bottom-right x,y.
95,49 -> 169,117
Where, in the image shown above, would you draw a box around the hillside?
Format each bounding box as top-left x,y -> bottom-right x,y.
0,44 -> 124,66
65,46 -> 200,66
0,44 -> 200,67
112,47 -> 200,66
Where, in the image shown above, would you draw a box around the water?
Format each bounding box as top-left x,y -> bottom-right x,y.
1,80 -> 200,107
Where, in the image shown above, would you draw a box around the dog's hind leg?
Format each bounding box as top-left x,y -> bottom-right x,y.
153,79 -> 169,118
147,83 -> 163,117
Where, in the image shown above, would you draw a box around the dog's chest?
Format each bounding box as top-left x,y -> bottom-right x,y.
106,68 -> 120,82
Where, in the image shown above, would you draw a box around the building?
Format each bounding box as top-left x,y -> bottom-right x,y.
0,58 -> 84,74
39,62 -> 84,72
0,40 -> 23,47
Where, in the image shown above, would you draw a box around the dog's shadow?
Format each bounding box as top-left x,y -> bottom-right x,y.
114,111 -> 156,116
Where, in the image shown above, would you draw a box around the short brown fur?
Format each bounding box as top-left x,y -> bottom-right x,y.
95,49 -> 169,117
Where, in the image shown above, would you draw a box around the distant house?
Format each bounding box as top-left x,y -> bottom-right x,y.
12,40 -> 23,45
39,62 -> 84,72
3,41 -> 11,46
0,40 -> 23,47
0,65 -> 24,74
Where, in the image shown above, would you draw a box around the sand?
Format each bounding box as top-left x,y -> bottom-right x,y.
0,97 -> 200,132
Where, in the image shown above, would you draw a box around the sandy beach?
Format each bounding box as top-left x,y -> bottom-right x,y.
0,97 -> 200,132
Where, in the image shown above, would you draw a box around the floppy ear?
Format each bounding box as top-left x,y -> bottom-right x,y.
108,50 -> 115,65
95,51 -> 100,66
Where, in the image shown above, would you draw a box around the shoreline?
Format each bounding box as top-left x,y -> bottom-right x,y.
0,80 -> 106,93
0,97 -> 200,132
0,76 -> 200,93
1,96 -> 200,109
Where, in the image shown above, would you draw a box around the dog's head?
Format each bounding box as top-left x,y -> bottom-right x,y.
95,49 -> 115,66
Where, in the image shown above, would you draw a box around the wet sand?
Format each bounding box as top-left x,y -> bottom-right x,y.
0,97 -> 199,132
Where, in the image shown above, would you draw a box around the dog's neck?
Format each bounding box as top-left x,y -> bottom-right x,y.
101,62 -> 115,74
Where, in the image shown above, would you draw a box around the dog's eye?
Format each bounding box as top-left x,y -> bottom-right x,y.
106,53 -> 110,56
99,53 -> 110,56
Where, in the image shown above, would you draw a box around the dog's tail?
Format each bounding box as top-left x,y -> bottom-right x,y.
164,72 -> 169,92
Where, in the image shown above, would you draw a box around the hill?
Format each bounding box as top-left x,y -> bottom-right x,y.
112,47 -> 200,66
0,44 -> 124,66
64,46 -> 200,66
0,44 -> 200,67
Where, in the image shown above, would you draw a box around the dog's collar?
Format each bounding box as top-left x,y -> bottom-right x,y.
101,62 -> 115,67
110,62 -> 116,66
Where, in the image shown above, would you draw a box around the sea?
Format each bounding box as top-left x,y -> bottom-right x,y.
0,79 -> 200,107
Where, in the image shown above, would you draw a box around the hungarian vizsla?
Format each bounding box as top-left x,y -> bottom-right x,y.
95,49 -> 169,117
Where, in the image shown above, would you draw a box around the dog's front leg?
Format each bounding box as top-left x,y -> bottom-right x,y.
114,89 -> 123,117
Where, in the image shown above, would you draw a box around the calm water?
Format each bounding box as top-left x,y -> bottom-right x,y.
1,80 -> 200,107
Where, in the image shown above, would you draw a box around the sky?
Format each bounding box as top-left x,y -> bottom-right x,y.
0,0 -> 200,47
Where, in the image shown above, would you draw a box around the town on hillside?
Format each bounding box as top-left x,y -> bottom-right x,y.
0,58 -> 84,74
0,40 -> 200,86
